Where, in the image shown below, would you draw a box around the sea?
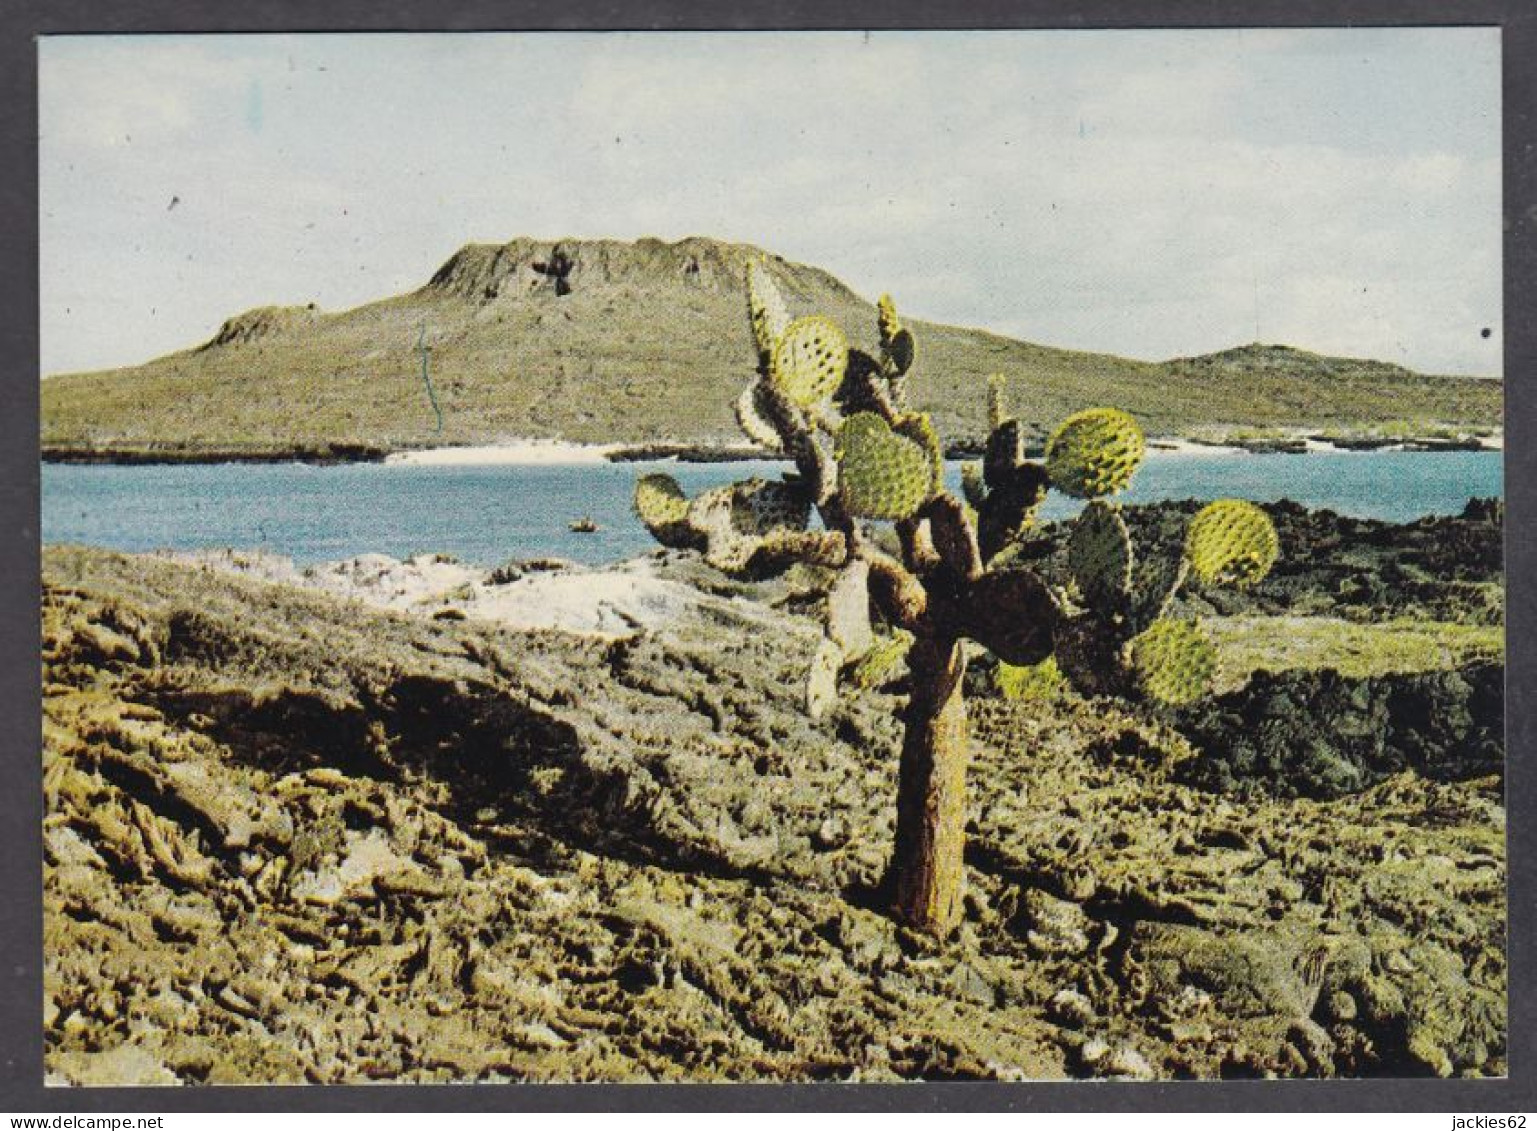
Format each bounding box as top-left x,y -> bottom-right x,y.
41,450 -> 1504,568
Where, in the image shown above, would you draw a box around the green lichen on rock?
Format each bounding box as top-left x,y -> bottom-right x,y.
995,656 -> 1066,701
1185,499 -> 1280,588
1045,407 -> 1146,499
849,630 -> 913,690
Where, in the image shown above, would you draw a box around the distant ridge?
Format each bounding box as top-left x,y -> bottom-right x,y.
42,236 -> 1501,460
1165,342 -> 1427,382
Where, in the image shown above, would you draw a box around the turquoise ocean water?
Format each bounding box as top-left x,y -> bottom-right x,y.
41,450 -> 1503,568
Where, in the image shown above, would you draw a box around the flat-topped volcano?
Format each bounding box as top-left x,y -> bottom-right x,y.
41,237 -> 1501,461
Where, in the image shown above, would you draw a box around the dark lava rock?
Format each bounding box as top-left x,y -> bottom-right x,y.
1036,498 -> 1503,625
1174,663 -> 1503,799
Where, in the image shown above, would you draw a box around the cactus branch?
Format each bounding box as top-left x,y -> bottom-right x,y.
888,635 -> 969,935
921,494 -> 984,582
859,547 -> 929,631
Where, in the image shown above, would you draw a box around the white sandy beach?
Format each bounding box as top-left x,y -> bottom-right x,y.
1144,438 -> 1244,457
385,439 -> 621,466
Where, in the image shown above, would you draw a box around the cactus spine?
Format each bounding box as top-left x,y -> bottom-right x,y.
632,269 -> 1280,936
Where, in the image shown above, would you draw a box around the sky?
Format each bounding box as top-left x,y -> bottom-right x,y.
38,29 -> 1502,378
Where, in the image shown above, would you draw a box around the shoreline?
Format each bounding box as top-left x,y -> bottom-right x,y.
43,430 -> 1504,467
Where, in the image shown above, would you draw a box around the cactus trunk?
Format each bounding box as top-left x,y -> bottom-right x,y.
889,634 -> 970,936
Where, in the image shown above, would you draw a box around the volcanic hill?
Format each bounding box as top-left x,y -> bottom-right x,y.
41,237 -> 1502,461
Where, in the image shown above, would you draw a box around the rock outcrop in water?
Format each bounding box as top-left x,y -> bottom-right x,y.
40,497 -> 1505,1083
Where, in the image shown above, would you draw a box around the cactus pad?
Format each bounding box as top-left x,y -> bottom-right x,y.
633,473 -> 699,549
960,461 -> 988,510
987,374 -> 1009,433
686,478 -> 813,572
743,478 -> 812,532
885,328 -> 916,375
983,419 -> 1026,490
635,472 -> 688,526
1045,407 -> 1146,499
1127,618 -> 1217,705
835,412 -> 935,521
877,293 -> 902,343
1067,500 -> 1133,608
894,411 -> 945,494
747,261 -> 791,361
1185,499 -> 1279,588
735,381 -> 784,452
770,315 -> 848,407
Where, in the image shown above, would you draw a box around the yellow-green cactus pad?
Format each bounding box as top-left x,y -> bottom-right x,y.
875,295 -> 916,377
1067,500 -> 1133,608
771,315 -> 848,407
835,412 -> 935,521
1185,499 -> 1279,588
987,374 -> 1009,432
894,411 -> 944,494
633,473 -> 699,549
747,261 -> 791,361
995,656 -> 1065,702
849,630 -> 913,690
735,381 -> 784,452
1045,407 -> 1146,499
1128,618 -> 1217,705
635,473 -> 688,527
877,293 -> 902,344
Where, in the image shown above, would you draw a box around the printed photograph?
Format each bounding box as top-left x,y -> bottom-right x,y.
38,29 -> 1504,1084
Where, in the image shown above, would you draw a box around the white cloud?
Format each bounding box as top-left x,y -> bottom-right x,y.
39,29 -> 1501,378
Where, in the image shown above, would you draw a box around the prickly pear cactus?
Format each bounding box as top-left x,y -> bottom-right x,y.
960,462 -> 988,511
877,293 -> 902,344
735,382 -> 784,452
1127,618 -> 1218,705
835,413 -> 935,520
877,293 -> 916,375
1185,499 -> 1280,588
987,374 -> 1009,434
1045,407 -> 1146,499
771,315 -> 848,407
633,473 -> 698,549
747,261 -> 791,361
1067,500 -> 1133,608
628,261 -> 1286,939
